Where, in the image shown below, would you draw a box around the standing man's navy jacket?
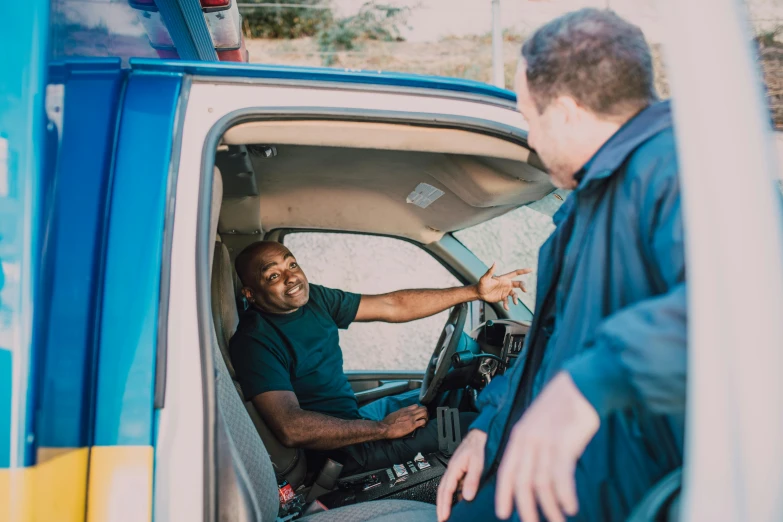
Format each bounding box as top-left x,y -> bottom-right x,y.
469,101 -> 686,521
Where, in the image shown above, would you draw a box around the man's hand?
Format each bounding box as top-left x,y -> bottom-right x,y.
380,404 -> 429,439
495,372 -> 600,522
436,429 -> 487,522
477,263 -> 532,311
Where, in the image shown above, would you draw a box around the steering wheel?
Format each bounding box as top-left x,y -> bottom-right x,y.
419,303 -> 468,405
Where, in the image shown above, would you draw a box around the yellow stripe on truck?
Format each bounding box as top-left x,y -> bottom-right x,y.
87,446 -> 153,522
0,445 -> 153,522
0,447 -> 89,522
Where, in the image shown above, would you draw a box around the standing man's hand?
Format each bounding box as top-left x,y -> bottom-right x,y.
476,263 -> 532,311
380,404 -> 429,439
436,429 -> 487,522
495,372 -> 600,522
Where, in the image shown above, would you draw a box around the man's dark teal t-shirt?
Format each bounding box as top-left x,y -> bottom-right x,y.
229,284 -> 362,420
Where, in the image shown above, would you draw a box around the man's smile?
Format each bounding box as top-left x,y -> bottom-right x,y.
285,283 -> 304,297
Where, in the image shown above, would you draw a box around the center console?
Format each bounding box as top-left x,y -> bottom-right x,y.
319,452 -> 448,508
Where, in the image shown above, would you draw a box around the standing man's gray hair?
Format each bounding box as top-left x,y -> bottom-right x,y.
521,8 -> 657,119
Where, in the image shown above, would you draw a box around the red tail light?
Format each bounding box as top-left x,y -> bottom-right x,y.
200,0 -> 231,8
218,39 -> 248,62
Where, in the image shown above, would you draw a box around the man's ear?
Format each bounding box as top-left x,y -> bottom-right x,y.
241,287 -> 253,302
555,95 -> 583,124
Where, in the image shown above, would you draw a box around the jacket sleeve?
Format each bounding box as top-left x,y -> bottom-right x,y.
564,144 -> 688,416
468,373 -> 508,433
563,284 -> 687,415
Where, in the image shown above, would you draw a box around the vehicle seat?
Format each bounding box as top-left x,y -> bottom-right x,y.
211,310 -> 436,522
209,167 -> 435,521
211,236 -> 308,488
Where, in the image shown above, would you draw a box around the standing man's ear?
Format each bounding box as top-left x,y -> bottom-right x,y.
241,287 -> 254,303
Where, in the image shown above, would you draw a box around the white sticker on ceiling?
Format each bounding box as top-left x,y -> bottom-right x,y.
406,183 -> 445,209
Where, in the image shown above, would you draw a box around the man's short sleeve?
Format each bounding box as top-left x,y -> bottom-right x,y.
308,284 -> 361,329
229,333 -> 294,401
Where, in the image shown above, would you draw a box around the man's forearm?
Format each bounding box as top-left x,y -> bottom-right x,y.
373,285 -> 480,323
280,408 -> 388,450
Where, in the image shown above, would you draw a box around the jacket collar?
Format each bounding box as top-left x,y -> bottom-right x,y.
549,101 -> 673,228
577,100 -> 673,188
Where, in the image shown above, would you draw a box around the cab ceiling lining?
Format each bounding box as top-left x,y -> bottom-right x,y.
217,120 -> 552,244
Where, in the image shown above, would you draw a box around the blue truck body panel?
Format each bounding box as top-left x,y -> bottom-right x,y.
92,73 -> 183,446
36,60 -> 126,450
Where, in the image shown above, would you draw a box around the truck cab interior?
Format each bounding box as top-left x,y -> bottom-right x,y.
205,117 -> 554,519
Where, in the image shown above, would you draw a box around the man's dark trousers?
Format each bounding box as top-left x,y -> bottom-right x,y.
316,389 -> 476,475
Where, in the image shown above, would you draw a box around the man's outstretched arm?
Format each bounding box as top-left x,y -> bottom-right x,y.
354,263 -> 531,323
252,391 -> 428,450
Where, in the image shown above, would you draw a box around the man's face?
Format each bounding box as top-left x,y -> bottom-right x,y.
242,244 -> 310,314
515,63 -> 582,189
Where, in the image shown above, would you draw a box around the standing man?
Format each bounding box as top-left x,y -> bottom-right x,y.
438,9 -> 686,522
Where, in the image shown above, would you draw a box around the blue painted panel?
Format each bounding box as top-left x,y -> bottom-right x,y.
93,73 -> 182,446
0,0 -> 50,468
28,95 -> 62,464
130,58 -> 517,103
36,60 -> 125,449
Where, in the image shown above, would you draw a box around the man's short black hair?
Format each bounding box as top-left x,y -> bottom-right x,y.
521,8 -> 657,118
235,241 -> 282,288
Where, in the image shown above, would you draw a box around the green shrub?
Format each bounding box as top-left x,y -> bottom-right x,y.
317,2 -> 410,65
757,26 -> 782,48
242,0 -> 334,39
241,1 -> 411,66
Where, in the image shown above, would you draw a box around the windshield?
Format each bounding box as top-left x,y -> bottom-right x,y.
454,189 -> 569,312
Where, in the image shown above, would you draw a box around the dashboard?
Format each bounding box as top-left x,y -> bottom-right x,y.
473,319 -> 530,381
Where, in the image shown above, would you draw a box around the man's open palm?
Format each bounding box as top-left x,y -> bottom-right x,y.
477,263 -> 532,310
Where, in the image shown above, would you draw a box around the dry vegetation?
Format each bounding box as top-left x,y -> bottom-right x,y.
759,38 -> 783,128
247,31 -> 783,129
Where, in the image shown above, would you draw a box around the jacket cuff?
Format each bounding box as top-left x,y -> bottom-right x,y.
468,408 -> 494,434
563,345 -> 636,417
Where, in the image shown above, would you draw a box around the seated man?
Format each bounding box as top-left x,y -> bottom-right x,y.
229,240 -> 529,474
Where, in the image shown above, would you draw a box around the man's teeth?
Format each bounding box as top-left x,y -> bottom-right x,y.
286,284 -> 302,296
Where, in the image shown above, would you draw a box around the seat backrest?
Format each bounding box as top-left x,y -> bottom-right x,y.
212,327 -> 279,521
211,233 -> 307,488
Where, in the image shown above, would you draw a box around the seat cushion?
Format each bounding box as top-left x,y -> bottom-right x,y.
300,500 -> 436,522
